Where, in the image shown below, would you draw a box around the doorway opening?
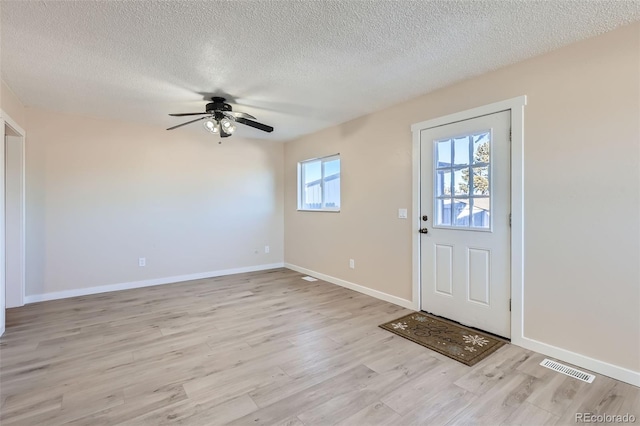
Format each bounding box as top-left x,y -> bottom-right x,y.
1,111 -> 26,336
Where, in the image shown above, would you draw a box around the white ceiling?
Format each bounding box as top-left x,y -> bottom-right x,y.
2,1 -> 639,141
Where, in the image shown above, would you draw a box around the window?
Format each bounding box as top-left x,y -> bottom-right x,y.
298,154 -> 340,211
434,131 -> 491,230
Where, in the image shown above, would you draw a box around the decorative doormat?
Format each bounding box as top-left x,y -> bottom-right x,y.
380,312 -> 507,366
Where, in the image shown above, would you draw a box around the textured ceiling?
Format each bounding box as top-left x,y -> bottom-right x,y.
2,1 -> 639,141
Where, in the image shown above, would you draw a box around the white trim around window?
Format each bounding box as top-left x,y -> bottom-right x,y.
297,154 -> 341,212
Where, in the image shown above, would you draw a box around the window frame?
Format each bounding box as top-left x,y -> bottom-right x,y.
297,154 -> 341,212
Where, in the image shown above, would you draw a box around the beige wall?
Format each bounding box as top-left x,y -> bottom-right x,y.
1,80 -> 26,130
26,107 -> 284,296
284,23 -> 640,372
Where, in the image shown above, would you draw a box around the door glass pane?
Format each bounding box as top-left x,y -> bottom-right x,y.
472,166 -> 490,195
454,136 -> 470,166
453,168 -> 469,196
435,198 -> 451,226
473,133 -> 490,164
436,170 -> 452,196
471,201 -> 490,228
436,139 -> 452,168
452,199 -> 470,227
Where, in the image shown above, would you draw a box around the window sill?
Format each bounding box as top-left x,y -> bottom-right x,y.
297,208 -> 341,213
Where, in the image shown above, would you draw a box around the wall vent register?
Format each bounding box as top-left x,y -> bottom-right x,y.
540,358 -> 596,383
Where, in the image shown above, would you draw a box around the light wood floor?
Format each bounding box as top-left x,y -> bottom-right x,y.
0,268 -> 638,425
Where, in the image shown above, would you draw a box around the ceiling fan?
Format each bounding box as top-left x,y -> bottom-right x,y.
167,97 -> 274,137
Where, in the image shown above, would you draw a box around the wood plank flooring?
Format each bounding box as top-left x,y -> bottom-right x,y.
0,268 -> 637,425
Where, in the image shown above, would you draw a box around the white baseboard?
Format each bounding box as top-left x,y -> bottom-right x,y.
518,336 -> 640,387
24,263 -> 285,304
284,263 -> 415,310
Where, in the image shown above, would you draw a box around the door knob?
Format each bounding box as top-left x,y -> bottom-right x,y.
419,228 -> 429,234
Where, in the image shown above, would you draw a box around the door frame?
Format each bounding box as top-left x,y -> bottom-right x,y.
0,109 -> 27,336
411,96 -> 526,345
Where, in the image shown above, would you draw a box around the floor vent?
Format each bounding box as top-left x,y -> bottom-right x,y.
301,276 -> 318,282
540,359 -> 595,383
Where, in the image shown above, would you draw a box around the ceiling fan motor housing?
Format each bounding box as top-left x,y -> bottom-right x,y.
206,97 -> 232,113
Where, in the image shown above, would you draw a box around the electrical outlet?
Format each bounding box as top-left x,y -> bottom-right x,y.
265,245 -> 270,254
138,257 -> 146,267
349,259 -> 355,269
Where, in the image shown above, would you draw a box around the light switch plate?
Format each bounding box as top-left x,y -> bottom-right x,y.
398,208 -> 408,219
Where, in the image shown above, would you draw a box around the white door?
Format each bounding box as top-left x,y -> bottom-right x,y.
420,111 -> 511,338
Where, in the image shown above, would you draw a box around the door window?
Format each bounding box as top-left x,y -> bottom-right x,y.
434,131 -> 491,230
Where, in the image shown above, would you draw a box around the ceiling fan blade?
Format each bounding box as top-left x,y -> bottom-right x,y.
169,112 -> 209,117
227,111 -> 257,120
166,116 -> 208,130
235,117 -> 274,133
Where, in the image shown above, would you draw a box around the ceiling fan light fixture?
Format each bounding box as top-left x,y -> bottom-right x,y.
203,119 -> 219,134
220,117 -> 236,134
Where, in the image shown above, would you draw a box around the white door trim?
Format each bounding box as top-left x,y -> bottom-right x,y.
1,111 -> 26,139
0,109 -> 27,322
411,96 -> 526,345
